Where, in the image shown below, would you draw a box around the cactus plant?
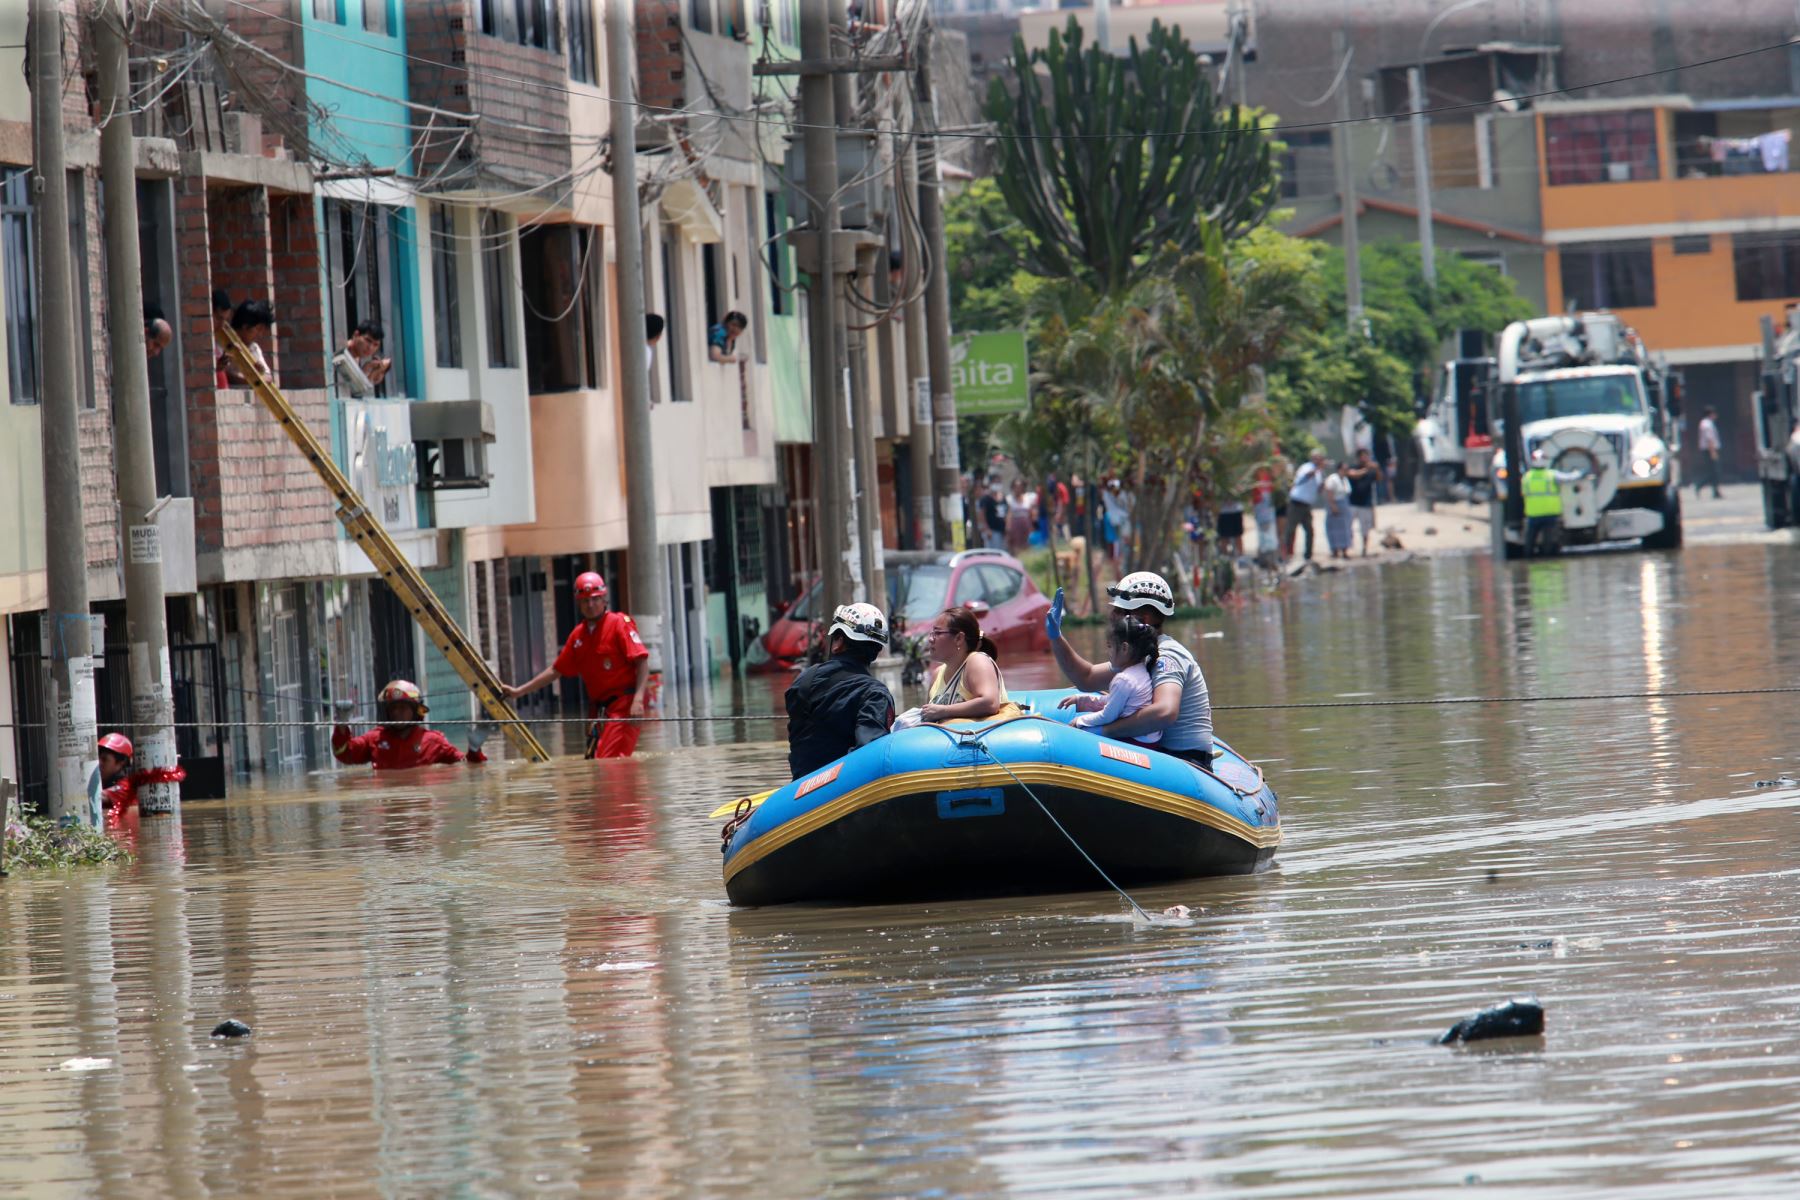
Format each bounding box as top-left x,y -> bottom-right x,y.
985,17 -> 1277,294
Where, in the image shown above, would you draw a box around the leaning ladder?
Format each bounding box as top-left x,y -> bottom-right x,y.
221,327 -> 551,763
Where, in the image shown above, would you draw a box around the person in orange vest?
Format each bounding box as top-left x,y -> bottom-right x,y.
504,571 -> 652,759
96,732 -> 187,814
331,679 -> 489,769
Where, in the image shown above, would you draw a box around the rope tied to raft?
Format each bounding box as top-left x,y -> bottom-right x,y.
958,734 -> 1155,924
719,795 -> 756,855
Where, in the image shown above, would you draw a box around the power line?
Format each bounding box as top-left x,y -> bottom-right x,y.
194,6 -> 1800,145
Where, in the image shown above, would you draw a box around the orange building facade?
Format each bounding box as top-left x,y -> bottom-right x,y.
1537,96 -> 1800,477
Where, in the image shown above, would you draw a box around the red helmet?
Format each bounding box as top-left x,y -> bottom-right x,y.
575,571 -> 608,599
378,679 -> 429,716
98,732 -> 134,759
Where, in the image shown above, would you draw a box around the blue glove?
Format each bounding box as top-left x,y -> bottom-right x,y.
1045,587 -> 1066,641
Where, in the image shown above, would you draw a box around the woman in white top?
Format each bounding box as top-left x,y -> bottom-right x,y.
1058,615 -> 1162,742
920,605 -> 1021,724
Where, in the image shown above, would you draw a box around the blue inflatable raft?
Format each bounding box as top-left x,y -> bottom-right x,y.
719,687 -> 1280,906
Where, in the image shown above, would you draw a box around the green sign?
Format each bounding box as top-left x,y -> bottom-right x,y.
950,330 -> 1029,416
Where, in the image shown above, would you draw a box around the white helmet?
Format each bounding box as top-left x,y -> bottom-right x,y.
1107,571 -> 1175,616
828,602 -> 888,646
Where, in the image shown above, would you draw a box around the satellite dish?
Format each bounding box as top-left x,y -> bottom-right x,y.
1492,89 -> 1520,114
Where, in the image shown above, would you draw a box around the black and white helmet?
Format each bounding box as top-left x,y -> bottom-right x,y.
829,602 -> 888,646
1107,571 -> 1175,617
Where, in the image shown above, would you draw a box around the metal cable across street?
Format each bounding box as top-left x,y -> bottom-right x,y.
3,683 -> 1798,731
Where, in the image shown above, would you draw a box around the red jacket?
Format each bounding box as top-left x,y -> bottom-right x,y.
101,765 -> 187,811
553,611 -> 649,707
331,725 -> 486,770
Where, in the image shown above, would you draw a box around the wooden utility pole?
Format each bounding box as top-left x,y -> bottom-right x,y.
1333,31 -> 1363,329
31,0 -> 98,825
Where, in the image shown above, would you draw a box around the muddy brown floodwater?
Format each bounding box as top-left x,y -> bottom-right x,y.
7,543 -> 1800,1197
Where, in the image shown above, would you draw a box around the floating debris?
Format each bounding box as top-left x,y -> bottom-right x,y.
1439,997 -> 1545,1044
210,1020 -> 252,1039
58,1057 -> 114,1072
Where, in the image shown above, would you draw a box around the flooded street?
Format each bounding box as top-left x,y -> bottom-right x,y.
8,542 -> 1800,1197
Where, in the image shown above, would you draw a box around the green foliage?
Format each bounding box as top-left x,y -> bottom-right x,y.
941,179 -> 1038,332
3,814 -> 131,871
985,17 -> 1277,293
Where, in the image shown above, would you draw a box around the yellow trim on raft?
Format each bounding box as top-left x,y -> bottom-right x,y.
722,762 -> 1281,883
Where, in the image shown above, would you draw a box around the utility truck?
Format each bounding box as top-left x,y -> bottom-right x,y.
1753,306 -> 1800,528
1493,312 -> 1684,557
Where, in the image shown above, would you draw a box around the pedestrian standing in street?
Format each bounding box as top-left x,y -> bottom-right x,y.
785,604 -> 895,779
1045,473 -> 1072,542
1323,460 -> 1353,559
1251,466 -> 1278,563
1215,493 -> 1245,560
1695,407 -> 1723,499
1344,447 -> 1383,556
977,480 -> 1008,549
1100,477 -> 1135,563
1286,450 -> 1326,562
1005,477 -> 1036,554
505,571 -> 653,759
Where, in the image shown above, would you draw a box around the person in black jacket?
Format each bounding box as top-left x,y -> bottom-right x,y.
786,602 -> 896,779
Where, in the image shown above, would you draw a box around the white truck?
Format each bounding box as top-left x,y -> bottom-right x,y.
1753,307 -> 1800,528
1414,331 -> 1496,507
1493,312 -> 1684,556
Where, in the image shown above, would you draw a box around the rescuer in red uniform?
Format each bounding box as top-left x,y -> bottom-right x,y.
504,571 -> 652,758
331,679 -> 489,769
96,732 -> 186,814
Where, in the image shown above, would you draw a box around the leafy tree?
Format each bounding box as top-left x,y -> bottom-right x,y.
986,18 -> 1277,293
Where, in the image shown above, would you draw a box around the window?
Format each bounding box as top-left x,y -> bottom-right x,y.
482,211 -> 516,368
312,0 -> 340,21
691,0 -> 713,34
1559,240 -> 1656,309
1673,234 -> 1712,256
522,224 -> 608,394
362,0 -> 388,35
1733,231 -> 1800,301
430,204 -> 462,368
978,565 -> 1023,605
951,568 -> 986,607
733,487 -> 764,588
763,191 -> 787,316
323,199 -> 406,397
1544,110 -> 1660,185
478,0 -> 559,50
2,168 -> 37,405
567,0 -> 596,84
745,198 -> 766,362
1277,129 -> 1333,200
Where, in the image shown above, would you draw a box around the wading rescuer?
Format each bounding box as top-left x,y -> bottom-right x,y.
1521,449 -> 1591,556
332,680 -> 489,769
504,571 -> 652,758
1046,571 -> 1216,769
97,733 -> 186,815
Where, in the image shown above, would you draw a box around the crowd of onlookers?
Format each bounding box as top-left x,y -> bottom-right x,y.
966,446 -> 1398,575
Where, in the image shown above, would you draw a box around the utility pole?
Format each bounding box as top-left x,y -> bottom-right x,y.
915,30 -> 964,550
848,241 -> 885,607
1095,0 -> 1112,53
1332,31 -> 1363,330
95,0 -> 178,816
605,0 -> 664,676
1408,65 -> 1436,288
902,139 -> 935,552
799,0 -> 854,617
30,2 -> 97,825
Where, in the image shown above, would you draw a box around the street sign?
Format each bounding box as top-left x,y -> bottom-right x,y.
950,331 -> 1028,415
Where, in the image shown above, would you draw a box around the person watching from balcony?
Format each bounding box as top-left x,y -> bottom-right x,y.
708,310 -> 748,364
211,289 -> 232,386
143,307 -> 173,360
333,320 -> 392,398
222,299 -> 276,386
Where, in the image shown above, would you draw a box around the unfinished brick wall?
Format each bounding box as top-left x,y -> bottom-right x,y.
269,195 -> 325,390
634,0 -> 685,114
406,2 -> 572,188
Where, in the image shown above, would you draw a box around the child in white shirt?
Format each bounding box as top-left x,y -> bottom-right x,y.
1058,616 -> 1162,743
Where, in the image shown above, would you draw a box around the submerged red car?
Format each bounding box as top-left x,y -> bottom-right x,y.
749,549 -> 1053,672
